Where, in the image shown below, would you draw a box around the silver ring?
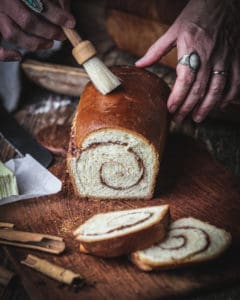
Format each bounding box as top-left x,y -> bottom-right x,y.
21,0 -> 44,13
212,70 -> 228,76
178,51 -> 201,73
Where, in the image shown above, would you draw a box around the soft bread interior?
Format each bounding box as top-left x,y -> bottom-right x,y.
74,205 -> 169,242
69,129 -> 159,199
132,217 -> 231,267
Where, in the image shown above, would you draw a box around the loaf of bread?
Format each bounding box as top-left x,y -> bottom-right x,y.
67,66 -> 169,200
106,0 -> 189,69
106,10 -> 177,68
73,205 -> 170,257
131,217 -> 232,271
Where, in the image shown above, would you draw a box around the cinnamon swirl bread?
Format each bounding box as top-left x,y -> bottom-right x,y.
73,205 -> 169,257
131,218 -> 232,271
67,66 -> 169,200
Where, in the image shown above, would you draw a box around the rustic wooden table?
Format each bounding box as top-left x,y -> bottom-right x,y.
1,100 -> 240,300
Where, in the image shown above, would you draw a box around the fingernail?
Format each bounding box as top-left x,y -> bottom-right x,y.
135,59 -> 143,66
193,115 -> 203,123
169,104 -> 178,114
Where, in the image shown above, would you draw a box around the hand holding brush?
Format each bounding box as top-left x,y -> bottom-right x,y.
0,0 -> 121,95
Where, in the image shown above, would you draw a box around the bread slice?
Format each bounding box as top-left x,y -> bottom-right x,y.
73,205 -> 170,257
67,66 -> 169,200
131,217 -> 232,271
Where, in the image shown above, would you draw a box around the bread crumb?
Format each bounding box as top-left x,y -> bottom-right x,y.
59,216 -> 80,235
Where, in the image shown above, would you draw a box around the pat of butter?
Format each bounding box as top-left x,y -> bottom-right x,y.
0,161 -> 19,200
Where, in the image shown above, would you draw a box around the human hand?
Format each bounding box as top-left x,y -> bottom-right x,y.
136,0 -> 240,123
0,0 -> 75,61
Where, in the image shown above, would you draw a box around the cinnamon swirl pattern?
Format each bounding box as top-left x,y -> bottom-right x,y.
74,205 -> 170,257
131,218 -> 232,271
69,129 -> 159,199
74,206 -> 169,241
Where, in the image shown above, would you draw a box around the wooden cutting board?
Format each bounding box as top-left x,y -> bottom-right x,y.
0,104 -> 240,300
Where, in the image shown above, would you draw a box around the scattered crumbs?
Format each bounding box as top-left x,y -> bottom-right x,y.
59,216 -> 80,235
72,277 -> 86,293
57,277 -> 87,293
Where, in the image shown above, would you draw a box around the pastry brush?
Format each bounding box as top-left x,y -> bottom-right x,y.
62,27 -> 121,95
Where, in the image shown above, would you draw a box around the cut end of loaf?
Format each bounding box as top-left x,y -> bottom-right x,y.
68,128 -> 159,200
67,66 -> 169,200
83,57 -> 121,95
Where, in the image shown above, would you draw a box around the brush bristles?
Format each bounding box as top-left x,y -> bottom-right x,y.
83,57 -> 121,94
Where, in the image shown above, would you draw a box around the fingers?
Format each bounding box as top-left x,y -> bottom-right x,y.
6,2 -> 65,41
167,64 -> 196,114
173,64 -> 211,123
0,0 -> 76,58
42,0 -> 75,28
170,29 -> 229,123
168,64 -> 196,114
220,61 -> 240,109
0,14 -> 53,51
135,30 -> 176,67
191,46 -> 231,121
167,38 -> 197,115
192,70 -> 227,122
135,21 -> 239,122
3,0 -> 74,42
0,46 -> 21,61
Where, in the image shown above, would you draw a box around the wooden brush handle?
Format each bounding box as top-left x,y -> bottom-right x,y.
62,27 -> 97,65
62,27 -> 82,47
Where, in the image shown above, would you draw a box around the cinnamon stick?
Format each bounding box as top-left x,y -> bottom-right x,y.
0,222 -> 14,229
21,255 -> 85,287
0,230 -> 65,254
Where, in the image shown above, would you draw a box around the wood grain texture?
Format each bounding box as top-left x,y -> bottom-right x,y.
21,60 -> 89,97
0,103 -> 240,299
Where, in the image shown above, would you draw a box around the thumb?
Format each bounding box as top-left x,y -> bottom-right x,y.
135,31 -> 176,67
0,47 -> 21,61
